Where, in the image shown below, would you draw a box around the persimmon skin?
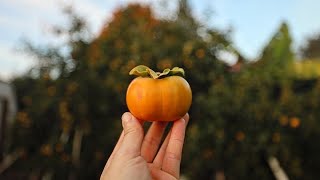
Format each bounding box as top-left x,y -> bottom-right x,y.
126,76 -> 192,121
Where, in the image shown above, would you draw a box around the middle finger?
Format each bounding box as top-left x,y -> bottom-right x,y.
141,121 -> 168,162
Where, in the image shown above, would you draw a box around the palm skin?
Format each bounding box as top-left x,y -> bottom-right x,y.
100,112 -> 189,180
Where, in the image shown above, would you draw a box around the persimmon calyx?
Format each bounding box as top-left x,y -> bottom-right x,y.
129,65 -> 185,79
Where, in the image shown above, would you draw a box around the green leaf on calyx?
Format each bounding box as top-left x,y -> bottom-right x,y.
129,65 -> 185,79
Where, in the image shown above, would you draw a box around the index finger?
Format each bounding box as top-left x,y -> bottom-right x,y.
161,117 -> 187,179
104,113 -> 144,169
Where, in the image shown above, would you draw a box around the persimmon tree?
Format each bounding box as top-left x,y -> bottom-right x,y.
6,1 -> 320,180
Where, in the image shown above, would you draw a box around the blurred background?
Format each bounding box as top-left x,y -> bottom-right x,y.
1,0 -> 320,179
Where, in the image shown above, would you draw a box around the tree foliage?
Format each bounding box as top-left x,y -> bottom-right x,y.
301,33 -> 320,59
3,2 -> 320,180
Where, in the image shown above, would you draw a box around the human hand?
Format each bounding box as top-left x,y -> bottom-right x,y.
100,112 -> 189,180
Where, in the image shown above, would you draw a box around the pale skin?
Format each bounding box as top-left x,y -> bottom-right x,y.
100,112 -> 189,180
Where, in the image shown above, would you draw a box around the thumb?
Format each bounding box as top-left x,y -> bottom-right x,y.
117,112 -> 144,158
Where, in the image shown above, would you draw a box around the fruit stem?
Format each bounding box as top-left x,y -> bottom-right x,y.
129,65 -> 185,79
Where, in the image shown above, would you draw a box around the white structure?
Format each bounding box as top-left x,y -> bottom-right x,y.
0,81 -> 16,126
0,81 -> 17,159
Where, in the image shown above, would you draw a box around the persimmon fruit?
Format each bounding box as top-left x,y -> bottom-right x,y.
126,65 -> 192,121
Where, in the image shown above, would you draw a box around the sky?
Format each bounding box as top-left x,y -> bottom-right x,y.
1,0 -> 320,81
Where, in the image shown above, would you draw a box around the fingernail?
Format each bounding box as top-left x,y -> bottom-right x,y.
184,113 -> 189,120
122,112 -> 132,123
181,118 -> 186,124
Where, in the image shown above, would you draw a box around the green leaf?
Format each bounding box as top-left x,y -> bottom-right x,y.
158,68 -> 171,77
170,67 -> 185,77
129,65 -> 150,77
147,68 -> 159,79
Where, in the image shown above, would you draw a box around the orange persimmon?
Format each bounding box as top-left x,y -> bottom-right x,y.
126,65 -> 192,121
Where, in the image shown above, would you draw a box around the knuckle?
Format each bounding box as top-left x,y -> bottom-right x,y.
124,126 -> 143,137
166,151 -> 181,161
172,137 -> 184,146
144,136 -> 159,148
